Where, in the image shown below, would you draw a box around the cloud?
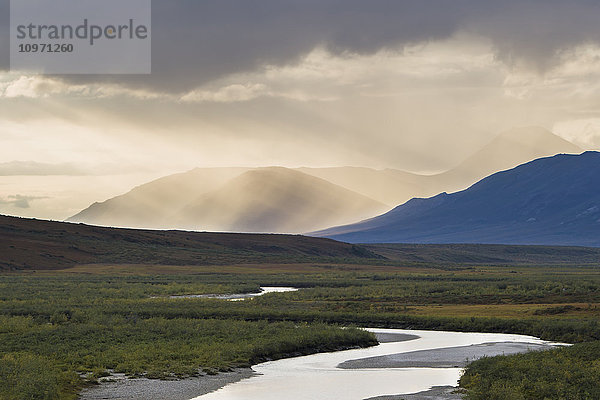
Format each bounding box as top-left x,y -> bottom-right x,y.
2,1 -> 600,221
0,37 -> 596,173
554,118 -> 600,149
176,40 -> 498,104
0,74 -> 163,99
0,160 -> 157,176
0,161 -> 88,176
181,83 -> 268,103
0,194 -> 46,209
3,0 -> 600,93
465,1 -> 600,71
2,76 -> 68,98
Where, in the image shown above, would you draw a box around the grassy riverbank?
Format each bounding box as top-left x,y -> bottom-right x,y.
2,259 -> 600,399
460,341 -> 600,399
0,309 -> 375,399
0,271 -> 380,399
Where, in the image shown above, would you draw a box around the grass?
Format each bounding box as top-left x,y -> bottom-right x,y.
0,272 -> 380,399
2,261 -> 600,399
460,342 -> 600,400
0,215 -> 381,272
406,303 -> 600,319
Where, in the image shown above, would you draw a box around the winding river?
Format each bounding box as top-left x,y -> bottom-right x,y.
190,328 -> 562,400
169,287 -> 299,301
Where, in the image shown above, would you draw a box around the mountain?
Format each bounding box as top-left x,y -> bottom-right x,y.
67,167 -> 248,228
301,127 -> 582,206
0,214 -> 380,271
69,126 -> 580,232
69,167 -> 388,233
435,126 -> 583,190
313,152 -> 600,246
172,167 -> 388,233
297,167 -> 430,207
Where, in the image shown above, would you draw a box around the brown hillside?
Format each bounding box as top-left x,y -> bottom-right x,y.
0,215 -> 378,271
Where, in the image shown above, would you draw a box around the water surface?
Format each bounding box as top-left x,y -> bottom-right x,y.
191,328 -> 560,400
169,286 -> 298,301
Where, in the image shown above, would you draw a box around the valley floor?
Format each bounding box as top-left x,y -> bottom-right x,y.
2,252 -> 600,399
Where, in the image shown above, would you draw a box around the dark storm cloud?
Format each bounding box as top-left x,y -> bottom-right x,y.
466,0 -> 600,70
65,0 -> 465,92
2,0 -> 600,91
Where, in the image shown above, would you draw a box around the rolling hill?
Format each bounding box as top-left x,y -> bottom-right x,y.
4,214 -> 600,273
68,168 -> 388,233
0,214 -> 379,271
66,167 -> 248,228
172,167 -> 388,233
314,152 -> 600,246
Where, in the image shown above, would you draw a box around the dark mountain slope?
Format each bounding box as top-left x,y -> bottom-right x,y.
315,152 -> 600,246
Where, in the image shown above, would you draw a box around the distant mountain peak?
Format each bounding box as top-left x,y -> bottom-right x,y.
67,127 -> 584,235
68,166 -> 388,233
486,126 -> 582,153
436,126 -> 582,190
314,151 -> 600,247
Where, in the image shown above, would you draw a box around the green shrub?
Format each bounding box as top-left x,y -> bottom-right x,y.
460,342 -> 600,399
0,353 -> 64,400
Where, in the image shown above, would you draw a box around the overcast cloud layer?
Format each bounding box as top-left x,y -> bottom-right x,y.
3,0 -> 600,91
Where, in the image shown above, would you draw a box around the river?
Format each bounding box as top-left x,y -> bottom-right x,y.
190,328 -> 562,400
169,286 -> 299,301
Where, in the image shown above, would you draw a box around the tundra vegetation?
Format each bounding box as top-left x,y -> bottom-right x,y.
1,259 -> 600,399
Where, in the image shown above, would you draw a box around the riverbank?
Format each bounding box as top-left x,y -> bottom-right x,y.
190,329 -> 558,400
338,341 -> 554,369
3,262 -> 594,399
80,330 -> 559,400
79,369 -> 255,400
367,386 -> 463,400
78,331 -> 417,400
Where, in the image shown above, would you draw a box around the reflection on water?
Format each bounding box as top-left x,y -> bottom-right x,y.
191,329 -> 559,400
169,286 -> 298,301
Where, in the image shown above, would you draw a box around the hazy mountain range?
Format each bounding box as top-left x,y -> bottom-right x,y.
314,152 -> 600,246
68,126 -> 582,234
300,126 -> 582,205
68,167 -> 388,233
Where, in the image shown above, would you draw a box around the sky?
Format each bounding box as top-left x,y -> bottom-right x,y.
1,0 -> 600,220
